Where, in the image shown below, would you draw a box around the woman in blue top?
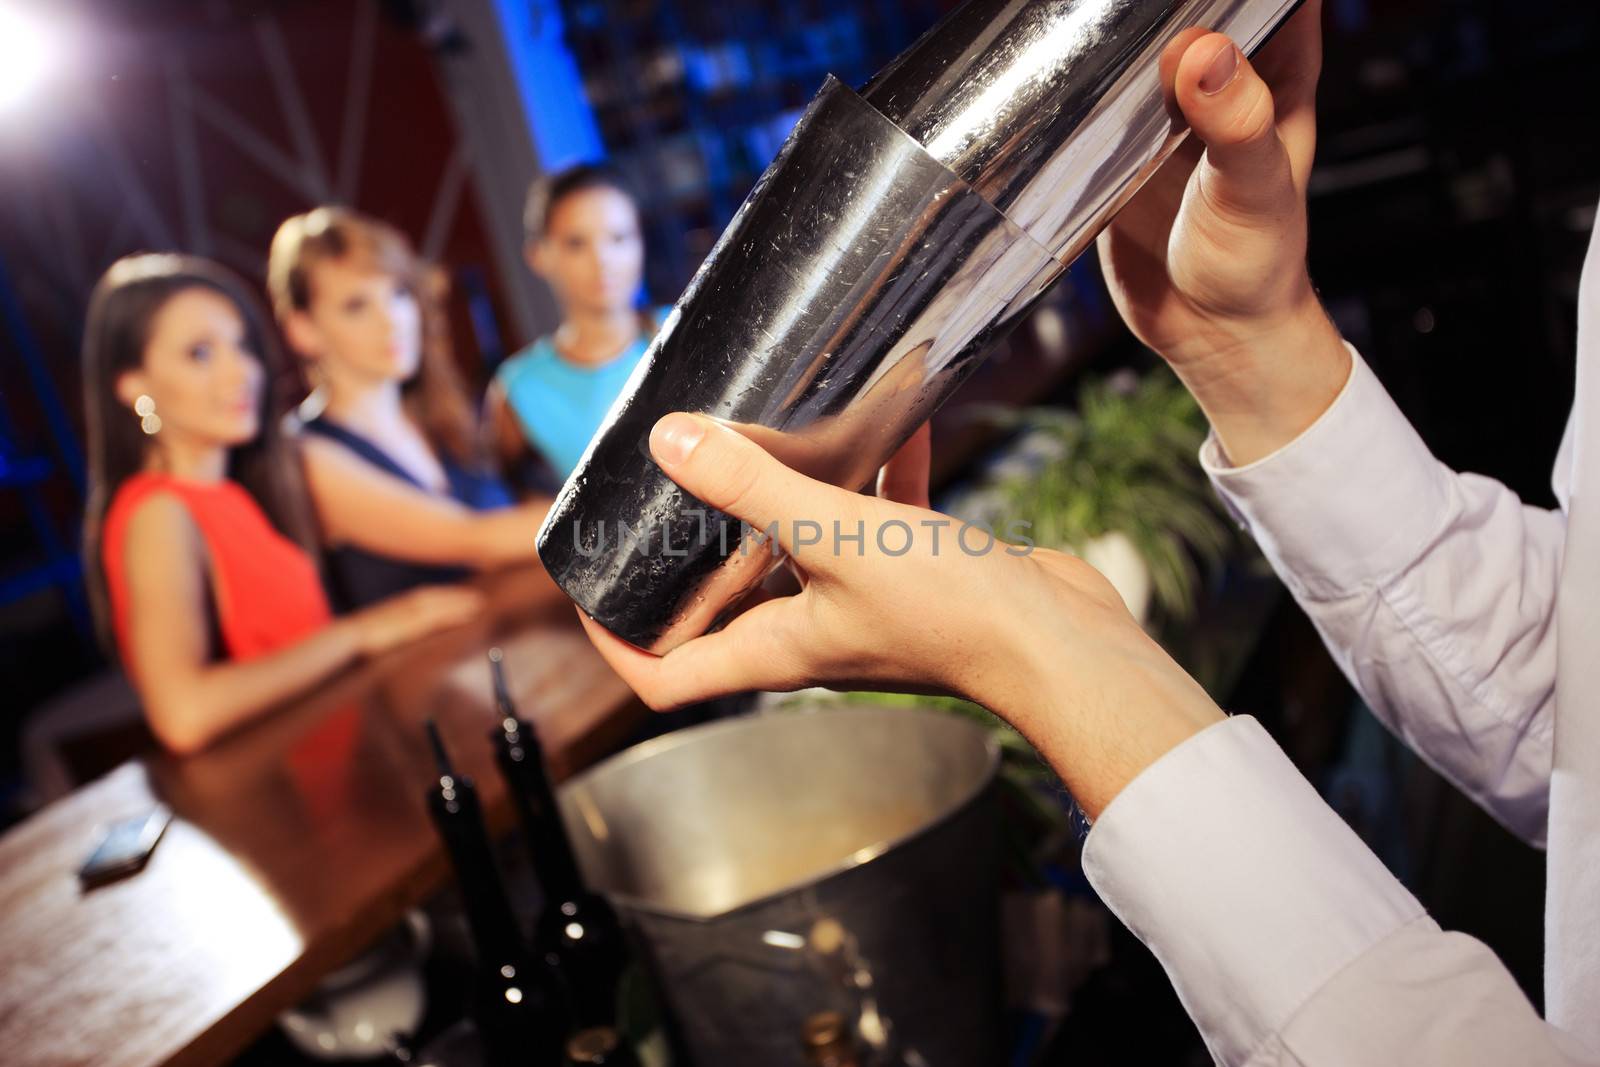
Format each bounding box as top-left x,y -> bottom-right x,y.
269,207 -> 551,611
489,164 -> 665,482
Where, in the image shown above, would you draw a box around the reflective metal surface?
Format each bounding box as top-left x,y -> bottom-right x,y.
537,78 -> 1062,650
558,703 -> 1003,1066
536,0 -> 1303,651
864,0 -> 1306,264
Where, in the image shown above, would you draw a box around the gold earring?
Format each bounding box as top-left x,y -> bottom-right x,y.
134,394 -> 162,435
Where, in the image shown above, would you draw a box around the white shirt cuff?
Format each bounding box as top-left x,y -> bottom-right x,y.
1081,715 -> 1425,1066
1200,345 -> 1454,601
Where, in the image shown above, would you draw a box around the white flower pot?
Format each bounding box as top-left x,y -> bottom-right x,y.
1079,530 -> 1153,625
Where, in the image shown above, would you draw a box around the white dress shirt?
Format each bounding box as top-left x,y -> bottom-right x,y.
1079,206 -> 1600,1064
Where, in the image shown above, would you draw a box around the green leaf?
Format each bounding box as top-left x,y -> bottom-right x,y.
976,366 -> 1233,620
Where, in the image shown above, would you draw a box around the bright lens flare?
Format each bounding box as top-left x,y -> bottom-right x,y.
0,5 -> 59,112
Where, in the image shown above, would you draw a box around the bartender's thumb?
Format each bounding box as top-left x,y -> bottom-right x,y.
649,412 -> 806,552
1173,33 -> 1297,222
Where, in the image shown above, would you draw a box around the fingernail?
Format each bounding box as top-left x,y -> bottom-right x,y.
1199,42 -> 1239,95
650,414 -> 705,466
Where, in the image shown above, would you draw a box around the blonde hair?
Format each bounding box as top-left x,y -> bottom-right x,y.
268,206 -> 485,466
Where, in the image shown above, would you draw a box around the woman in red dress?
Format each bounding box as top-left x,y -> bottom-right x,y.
82,254 -> 482,754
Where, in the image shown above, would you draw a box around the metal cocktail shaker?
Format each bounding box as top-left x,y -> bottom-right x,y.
537,0 -> 1305,652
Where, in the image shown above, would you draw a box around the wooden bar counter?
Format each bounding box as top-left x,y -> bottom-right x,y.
0,565 -> 644,1067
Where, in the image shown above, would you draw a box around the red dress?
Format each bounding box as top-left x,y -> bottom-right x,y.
102,472 -> 331,668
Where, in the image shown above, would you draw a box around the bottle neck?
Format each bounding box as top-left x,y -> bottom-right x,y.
496,719 -> 586,900
428,777 -> 527,965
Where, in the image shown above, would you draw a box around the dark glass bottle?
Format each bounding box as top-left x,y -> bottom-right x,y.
423,720 -> 568,1066
487,649 -> 628,1028
563,1026 -> 641,1067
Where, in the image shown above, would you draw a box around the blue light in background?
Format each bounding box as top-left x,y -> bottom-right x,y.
1333,0 -> 1370,32
491,0 -> 605,169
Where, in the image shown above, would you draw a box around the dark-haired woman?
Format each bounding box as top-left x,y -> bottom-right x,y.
487,163 -> 666,482
83,254 -> 483,754
269,207 -> 551,611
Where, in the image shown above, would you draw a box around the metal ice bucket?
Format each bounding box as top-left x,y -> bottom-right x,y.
557,704 -> 1003,1066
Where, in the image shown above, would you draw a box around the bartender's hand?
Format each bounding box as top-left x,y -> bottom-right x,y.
1098,0 -> 1351,466
577,414 -> 1224,817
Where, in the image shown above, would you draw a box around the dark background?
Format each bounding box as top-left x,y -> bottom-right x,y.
2,0 -> 1596,1061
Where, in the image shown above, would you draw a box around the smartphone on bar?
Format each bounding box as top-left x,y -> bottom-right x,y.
77,806 -> 172,889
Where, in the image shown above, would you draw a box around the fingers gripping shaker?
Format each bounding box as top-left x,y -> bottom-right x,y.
536,0 -> 1305,652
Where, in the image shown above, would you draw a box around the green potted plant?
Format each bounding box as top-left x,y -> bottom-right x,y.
963,367 -> 1232,625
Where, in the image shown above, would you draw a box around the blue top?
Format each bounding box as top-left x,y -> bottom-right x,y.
494,309 -> 665,480
302,416 -> 515,613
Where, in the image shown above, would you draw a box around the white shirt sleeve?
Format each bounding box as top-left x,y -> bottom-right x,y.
1200,346 -> 1564,845
1082,716 -> 1595,1066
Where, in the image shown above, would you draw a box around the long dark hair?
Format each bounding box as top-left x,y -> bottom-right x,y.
522,161 -> 640,244
81,253 -> 319,654
267,206 -> 487,468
